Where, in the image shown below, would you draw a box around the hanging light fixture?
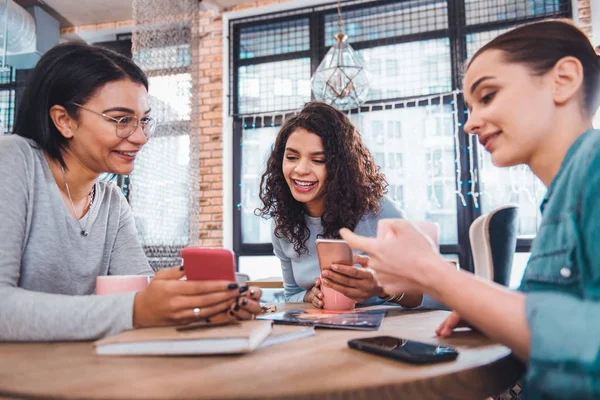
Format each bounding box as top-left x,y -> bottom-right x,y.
310,0 -> 370,110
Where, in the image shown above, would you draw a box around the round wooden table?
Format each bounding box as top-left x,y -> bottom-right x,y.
0,306 -> 523,400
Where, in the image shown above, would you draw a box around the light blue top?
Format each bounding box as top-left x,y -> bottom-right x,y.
271,195 -> 407,304
517,128 -> 600,398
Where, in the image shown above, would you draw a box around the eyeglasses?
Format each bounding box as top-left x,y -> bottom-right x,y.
71,102 -> 157,139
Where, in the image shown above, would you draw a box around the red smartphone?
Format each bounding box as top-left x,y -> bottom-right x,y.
315,239 -> 354,272
181,247 -> 236,281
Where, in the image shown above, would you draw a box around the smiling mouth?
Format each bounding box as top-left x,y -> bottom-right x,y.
292,179 -> 317,188
113,150 -> 138,159
292,179 -> 318,193
480,131 -> 502,149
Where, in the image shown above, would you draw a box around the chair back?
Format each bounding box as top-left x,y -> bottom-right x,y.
469,205 -> 519,286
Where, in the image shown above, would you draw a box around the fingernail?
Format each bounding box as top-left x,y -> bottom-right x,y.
331,265 -> 338,271
239,285 -> 249,293
242,298 -> 248,306
234,304 -> 240,311
179,266 -> 184,271
228,283 -> 239,290
322,271 -> 329,277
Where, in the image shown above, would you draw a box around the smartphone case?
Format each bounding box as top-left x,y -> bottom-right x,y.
348,337 -> 459,364
181,247 -> 236,281
315,239 -> 353,271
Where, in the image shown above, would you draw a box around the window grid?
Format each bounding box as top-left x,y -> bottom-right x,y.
465,0 -> 564,26
238,58 -> 311,114
0,67 -> 16,84
324,0 -> 448,47
0,89 -> 15,134
230,0 -> 572,267
240,18 -> 310,60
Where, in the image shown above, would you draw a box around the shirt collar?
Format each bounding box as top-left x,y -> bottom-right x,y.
540,128 -> 596,213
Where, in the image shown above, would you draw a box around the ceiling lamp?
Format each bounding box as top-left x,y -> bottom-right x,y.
310,0 -> 370,110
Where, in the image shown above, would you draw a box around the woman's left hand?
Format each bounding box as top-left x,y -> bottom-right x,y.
320,254 -> 384,303
340,219 -> 444,296
229,286 -> 263,320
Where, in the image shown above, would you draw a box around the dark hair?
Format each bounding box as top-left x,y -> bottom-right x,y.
257,102 -> 387,256
13,41 -> 149,168
468,19 -> 600,116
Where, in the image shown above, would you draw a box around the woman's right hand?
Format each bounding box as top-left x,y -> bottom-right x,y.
132,266 -> 241,328
304,278 -> 324,308
435,311 -> 472,337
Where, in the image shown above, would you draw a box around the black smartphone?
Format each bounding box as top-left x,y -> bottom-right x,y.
348,336 -> 459,364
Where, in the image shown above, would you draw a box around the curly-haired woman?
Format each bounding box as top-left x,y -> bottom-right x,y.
257,102 -> 422,308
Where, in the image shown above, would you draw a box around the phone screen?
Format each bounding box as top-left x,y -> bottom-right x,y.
348,336 -> 458,363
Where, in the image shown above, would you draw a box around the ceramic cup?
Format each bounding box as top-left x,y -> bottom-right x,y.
95,275 -> 150,295
321,286 -> 356,310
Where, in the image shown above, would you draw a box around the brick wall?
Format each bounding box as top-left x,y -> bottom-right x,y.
195,0 -> 594,247
196,1 -> 289,247
578,0 -> 592,36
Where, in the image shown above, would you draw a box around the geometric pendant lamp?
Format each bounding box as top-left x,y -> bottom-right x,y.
310,0 -> 370,110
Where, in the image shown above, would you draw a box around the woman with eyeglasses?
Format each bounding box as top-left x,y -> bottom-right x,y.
341,20 -> 600,398
0,42 -> 262,341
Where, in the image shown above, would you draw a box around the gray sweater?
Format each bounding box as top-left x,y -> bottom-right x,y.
0,135 -> 153,341
272,196 -> 407,304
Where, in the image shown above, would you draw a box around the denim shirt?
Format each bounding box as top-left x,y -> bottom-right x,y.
518,128 -> 600,399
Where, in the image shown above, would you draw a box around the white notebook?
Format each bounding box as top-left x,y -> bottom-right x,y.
95,320 -> 273,356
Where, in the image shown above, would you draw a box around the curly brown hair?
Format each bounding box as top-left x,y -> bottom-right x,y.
256,102 -> 388,256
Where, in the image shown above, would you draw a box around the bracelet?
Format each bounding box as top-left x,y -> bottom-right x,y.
380,292 -> 405,304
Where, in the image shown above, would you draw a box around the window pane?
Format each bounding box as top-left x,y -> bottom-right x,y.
0,66 -> 15,84
350,104 -> 458,244
240,18 -> 309,59
477,142 -> 546,237
238,255 -> 282,280
130,135 -> 190,246
240,126 -> 279,244
238,58 -> 311,114
465,0 -> 565,26
148,73 -> 192,123
0,90 -> 15,134
466,27 -> 511,60
509,252 -> 531,289
134,44 -> 191,71
324,0 -> 448,47
359,39 -> 451,100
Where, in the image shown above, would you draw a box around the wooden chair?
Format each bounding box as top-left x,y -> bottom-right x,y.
469,205 -> 519,286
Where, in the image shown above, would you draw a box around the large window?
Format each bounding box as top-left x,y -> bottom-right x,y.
130,28 -> 196,269
0,67 -> 28,135
230,0 -> 571,279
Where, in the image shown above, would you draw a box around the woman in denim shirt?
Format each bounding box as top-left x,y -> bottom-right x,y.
341,20 -> 600,399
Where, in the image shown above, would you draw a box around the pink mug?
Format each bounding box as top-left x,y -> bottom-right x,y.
95,275 -> 150,295
321,286 -> 356,310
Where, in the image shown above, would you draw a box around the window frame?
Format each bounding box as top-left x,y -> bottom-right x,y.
229,0 -> 572,270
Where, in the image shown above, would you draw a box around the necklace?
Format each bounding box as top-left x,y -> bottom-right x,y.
60,166 -> 95,237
